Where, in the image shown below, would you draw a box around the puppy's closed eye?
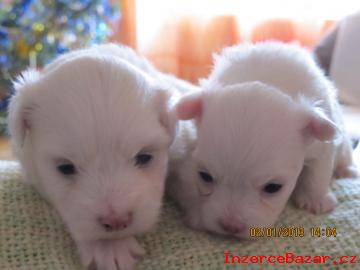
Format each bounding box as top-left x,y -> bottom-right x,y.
134,153 -> 153,167
57,161 -> 77,176
197,170 -> 215,196
198,171 -> 214,183
263,183 -> 283,194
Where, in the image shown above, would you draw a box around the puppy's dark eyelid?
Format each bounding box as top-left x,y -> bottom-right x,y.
135,152 -> 153,167
263,183 -> 283,194
57,163 -> 77,176
198,171 -> 214,183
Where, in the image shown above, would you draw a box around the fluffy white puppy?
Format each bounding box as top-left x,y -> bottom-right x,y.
168,42 -> 358,238
8,45 -> 179,270
46,43 -> 198,95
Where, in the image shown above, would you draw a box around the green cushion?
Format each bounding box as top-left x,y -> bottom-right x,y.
1,161 -> 359,269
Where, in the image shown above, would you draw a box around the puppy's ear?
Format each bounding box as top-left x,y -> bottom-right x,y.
8,69 -> 40,147
302,108 -> 338,142
175,91 -> 203,121
153,88 -> 178,142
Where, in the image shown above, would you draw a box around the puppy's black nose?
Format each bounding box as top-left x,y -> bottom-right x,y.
98,212 -> 132,232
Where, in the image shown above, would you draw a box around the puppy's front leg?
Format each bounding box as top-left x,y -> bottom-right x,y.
292,145 -> 337,214
78,237 -> 145,270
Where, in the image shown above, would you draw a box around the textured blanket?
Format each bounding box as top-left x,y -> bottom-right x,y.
0,161 -> 359,270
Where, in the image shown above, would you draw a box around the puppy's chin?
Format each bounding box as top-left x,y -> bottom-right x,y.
59,197 -> 163,243
87,230 -> 134,242
131,204 -> 162,235
197,210 -> 281,239
198,222 -> 251,239
65,219 -> 138,243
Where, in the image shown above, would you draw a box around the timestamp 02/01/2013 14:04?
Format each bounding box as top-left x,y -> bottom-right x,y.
249,227 -> 337,238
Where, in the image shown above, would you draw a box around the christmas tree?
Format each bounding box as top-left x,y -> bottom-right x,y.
0,0 -> 120,134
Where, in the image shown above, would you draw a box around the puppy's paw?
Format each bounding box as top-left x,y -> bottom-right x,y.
293,191 -> 337,214
335,164 -> 359,179
78,237 -> 145,270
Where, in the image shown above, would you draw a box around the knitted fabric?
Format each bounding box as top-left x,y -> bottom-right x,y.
0,161 -> 359,270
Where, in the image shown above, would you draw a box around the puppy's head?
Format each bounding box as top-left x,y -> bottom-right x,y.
175,81 -> 337,238
8,53 -> 176,241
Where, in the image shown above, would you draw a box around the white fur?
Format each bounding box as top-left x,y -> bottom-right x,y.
169,42 -> 358,239
8,44 -> 182,270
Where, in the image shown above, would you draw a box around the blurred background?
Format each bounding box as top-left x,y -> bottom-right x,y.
1,0 -> 360,140
135,0 -> 356,82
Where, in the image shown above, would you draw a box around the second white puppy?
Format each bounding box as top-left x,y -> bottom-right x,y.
168,42 -> 358,238
8,45 -> 178,270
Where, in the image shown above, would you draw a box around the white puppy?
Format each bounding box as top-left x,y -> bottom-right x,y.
8,45 -> 179,270
46,43 -> 198,95
168,42 -> 358,238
